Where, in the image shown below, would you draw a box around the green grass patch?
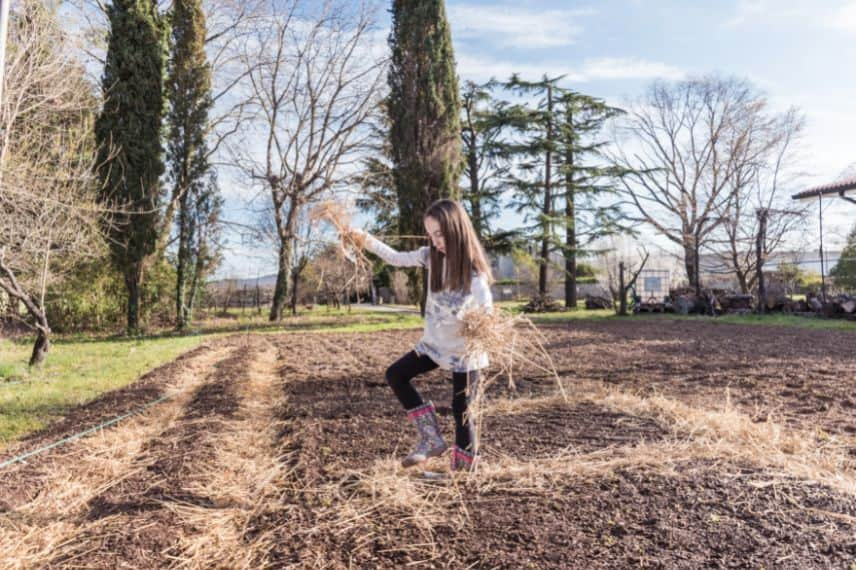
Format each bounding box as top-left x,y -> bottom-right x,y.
496,300 -> 616,322
0,307 -> 423,450
0,335 -> 210,449
646,312 -> 856,332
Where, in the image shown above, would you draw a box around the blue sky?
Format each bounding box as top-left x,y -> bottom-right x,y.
215,0 -> 856,278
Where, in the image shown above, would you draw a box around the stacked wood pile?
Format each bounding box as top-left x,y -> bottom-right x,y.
522,294 -> 565,313
666,288 -> 855,319
670,288 -> 716,315
821,294 -> 856,318
717,293 -> 753,314
584,295 -> 613,310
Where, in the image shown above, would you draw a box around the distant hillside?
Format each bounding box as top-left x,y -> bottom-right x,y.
207,274 -> 278,291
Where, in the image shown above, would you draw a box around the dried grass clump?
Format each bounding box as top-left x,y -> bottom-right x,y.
309,201 -> 367,261
309,200 -> 372,293
459,307 -> 567,464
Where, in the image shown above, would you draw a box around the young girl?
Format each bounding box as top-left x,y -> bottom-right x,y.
344,199 -> 493,471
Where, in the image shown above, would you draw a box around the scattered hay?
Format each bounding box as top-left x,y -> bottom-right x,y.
480,387 -> 856,497
0,343 -> 234,569
165,337 -> 287,569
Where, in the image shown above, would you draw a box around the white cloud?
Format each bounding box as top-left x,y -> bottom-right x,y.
726,0 -> 854,30
726,0 -> 770,28
828,1 -> 856,32
456,54 -> 684,84
448,5 -> 594,49
579,58 -> 685,81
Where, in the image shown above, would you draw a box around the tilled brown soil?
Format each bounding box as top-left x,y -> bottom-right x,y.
0,319 -> 854,568
0,338 -> 231,513
259,324 -> 856,568
46,344 -> 254,568
540,319 -> 856,437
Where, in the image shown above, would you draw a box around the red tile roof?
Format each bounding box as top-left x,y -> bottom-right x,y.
792,177 -> 856,200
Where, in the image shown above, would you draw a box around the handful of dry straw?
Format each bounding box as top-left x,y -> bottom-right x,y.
459,307 -> 568,458
309,200 -> 371,286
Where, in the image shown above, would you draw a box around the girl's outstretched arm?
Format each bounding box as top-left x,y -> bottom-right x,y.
349,229 -> 429,268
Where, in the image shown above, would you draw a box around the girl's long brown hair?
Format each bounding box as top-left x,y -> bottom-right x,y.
424,199 -> 494,293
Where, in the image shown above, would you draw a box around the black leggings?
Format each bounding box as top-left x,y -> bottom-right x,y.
385,351 -> 476,452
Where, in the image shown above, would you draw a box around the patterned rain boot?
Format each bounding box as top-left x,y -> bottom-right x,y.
402,401 -> 448,468
450,445 -> 476,472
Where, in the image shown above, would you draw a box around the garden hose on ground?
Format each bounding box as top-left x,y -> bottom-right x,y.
0,393 -> 173,471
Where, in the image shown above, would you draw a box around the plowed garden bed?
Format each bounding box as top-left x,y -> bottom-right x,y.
0,319 -> 854,568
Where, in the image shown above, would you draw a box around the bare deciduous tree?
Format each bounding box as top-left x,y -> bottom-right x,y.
0,1 -> 103,365
705,108 -> 808,293
312,243 -> 369,312
229,0 -> 385,321
612,76 -> 785,290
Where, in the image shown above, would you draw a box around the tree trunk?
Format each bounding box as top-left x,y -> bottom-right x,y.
755,209 -> 768,315
29,326 -> 50,367
187,255 -> 202,325
270,229 -> 295,322
176,254 -> 188,330
564,109 -> 576,310
289,258 -> 306,316
270,257 -> 289,321
539,84 -> 554,298
736,272 -> 749,295
175,197 -> 190,331
683,241 -> 697,290
270,195 -> 298,322
468,145 -> 483,239
125,264 -> 142,335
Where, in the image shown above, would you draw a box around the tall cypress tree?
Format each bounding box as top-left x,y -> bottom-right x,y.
388,0 -> 462,309
95,0 -> 167,334
166,0 -> 214,331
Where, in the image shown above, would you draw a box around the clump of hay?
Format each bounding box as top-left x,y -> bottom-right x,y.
459,307 -> 567,467
309,200 -> 371,289
309,201 -> 367,260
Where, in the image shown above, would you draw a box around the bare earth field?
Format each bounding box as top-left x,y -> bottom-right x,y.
1,319 -> 855,568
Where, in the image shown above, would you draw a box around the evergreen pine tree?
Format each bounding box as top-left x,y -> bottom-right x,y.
460,80 -> 516,252
95,0 -> 167,334
555,90 -> 625,309
498,75 -> 564,300
166,0 -> 215,331
831,223 -> 856,292
497,75 -> 626,307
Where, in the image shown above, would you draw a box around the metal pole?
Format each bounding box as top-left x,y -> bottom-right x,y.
818,193 -> 827,303
756,208 -> 768,314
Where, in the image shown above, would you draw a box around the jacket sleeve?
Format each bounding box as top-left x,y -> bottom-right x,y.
361,231 -> 429,268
